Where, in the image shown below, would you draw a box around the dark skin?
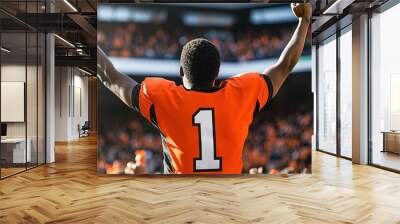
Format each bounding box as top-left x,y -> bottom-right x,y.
97,2 -> 311,107
266,3 -> 311,97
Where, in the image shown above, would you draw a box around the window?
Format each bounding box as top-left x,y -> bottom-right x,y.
317,36 -> 337,154
0,1 -> 47,179
339,28 -> 352,158
1,31 -> 28,177
370,3 -> 400,171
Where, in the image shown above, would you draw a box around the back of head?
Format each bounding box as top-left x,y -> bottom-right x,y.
180,38 -> 221,86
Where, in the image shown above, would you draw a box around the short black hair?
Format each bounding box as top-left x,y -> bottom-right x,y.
180,38 -> 220,85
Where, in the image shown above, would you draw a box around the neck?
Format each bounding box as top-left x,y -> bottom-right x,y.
183,77 -> 215,89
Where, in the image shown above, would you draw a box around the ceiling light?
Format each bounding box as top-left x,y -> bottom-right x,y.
54,34 -> 75,48
1,47 -> 11,53
78,67 -> 93,76
76,49 -> 84,55
322,0 -> 354,15
63,0 -> 78,12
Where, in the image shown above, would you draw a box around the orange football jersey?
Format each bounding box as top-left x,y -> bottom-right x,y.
133,72 -> 272,174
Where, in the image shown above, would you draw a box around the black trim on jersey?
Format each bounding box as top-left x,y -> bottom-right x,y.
131,83 -> 141,112
253,101 -> 260,121
130,83 -> 173,173
131,84 -> 160,130
192,108 -> 222,172
161,136 -> 174,174
260,74 -> 274,110
150,104 -> 158,127
182,82 -> 226,93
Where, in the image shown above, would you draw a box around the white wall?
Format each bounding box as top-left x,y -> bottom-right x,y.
54,67 -> 89,141
1,64 -> 46,164
55,66 -> 69,141
1,64 -> 36,138
1,65 -> 29,138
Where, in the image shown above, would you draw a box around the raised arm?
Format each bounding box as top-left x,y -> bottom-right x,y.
263,3 -> 311,97
97,46 -> 138,108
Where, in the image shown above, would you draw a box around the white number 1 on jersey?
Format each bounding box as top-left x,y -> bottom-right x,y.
192,109 -> 222,172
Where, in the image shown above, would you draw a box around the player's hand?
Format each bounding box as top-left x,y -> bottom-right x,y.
291,2 -> 312,23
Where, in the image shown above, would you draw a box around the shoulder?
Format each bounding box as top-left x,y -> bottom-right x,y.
136,77 -> 176,118
142,77 -> 175,87
224,71 -> 273,109
141,77 -> 176,97
225,72 -> 265,88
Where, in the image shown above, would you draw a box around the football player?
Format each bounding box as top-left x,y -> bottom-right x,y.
97,3 -> 312,174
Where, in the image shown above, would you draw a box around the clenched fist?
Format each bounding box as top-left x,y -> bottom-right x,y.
291,2 -> 312,22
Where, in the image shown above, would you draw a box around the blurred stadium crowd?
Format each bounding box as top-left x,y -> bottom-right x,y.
97,23 -> 306,62
97,5 -> 312,175
97,110 -> 312,174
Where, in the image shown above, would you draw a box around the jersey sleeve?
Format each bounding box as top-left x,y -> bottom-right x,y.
228,72 -> 273,110
131,77 -> 171,124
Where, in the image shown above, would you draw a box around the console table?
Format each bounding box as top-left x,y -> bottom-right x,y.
1,138 -> 32,164
382,131 -> 400,154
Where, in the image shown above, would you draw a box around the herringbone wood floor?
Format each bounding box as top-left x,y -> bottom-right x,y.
1,136 -> 400,224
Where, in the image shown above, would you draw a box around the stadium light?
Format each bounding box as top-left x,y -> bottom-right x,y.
54,34 -> 75,48
63,0 -> 78,12
1,47 -> 11,53
98,5 -> 166,23
183,12 -> 235,27
250,6 -> 296,25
